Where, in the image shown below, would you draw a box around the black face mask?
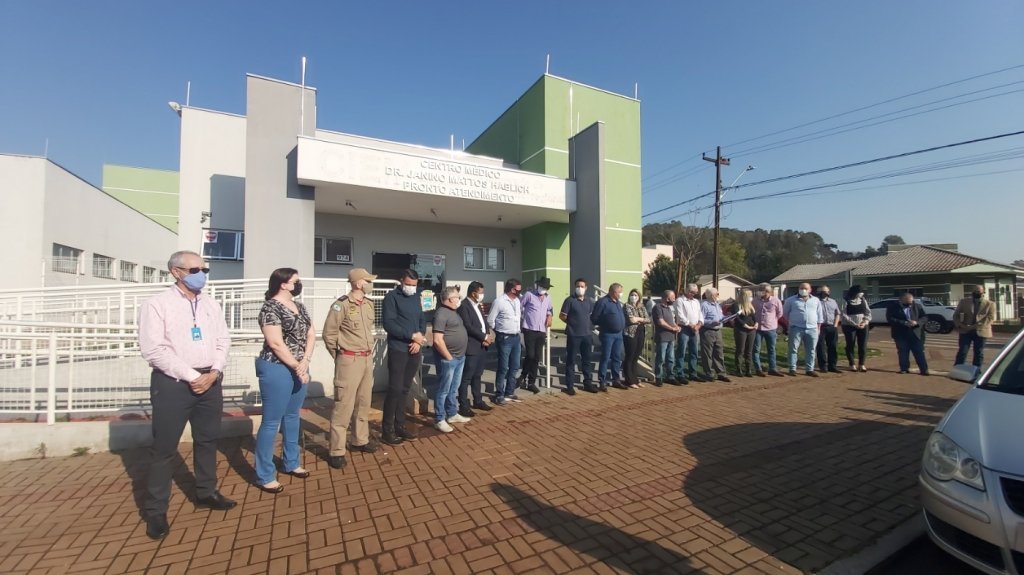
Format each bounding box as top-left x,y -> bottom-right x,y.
972,292 -> 982,299
903,302 -> 912,308
291,282 -> 303,297
819,292 -> 830,299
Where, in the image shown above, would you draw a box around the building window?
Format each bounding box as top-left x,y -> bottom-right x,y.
315,237 -> 354,264
464,246 -> 505,271
93,254 -> 115,279
202,229 -> 243,260
119,261 -> 138,283
158,270 -> 171,283
142,266 -> 156,283
52,243 -> 82,274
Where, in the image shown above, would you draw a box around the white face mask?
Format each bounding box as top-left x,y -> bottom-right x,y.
538,288 -> 548,296
473,293 -> 483,303
575,287 -> 586,296
798,289 -> 809,297
402,285 -> 417,296
629,295 -> 639,304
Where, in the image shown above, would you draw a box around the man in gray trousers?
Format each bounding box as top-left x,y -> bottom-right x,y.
138,250 -> 236,540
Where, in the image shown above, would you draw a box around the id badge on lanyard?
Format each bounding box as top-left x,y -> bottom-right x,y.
190,299 -> 203,341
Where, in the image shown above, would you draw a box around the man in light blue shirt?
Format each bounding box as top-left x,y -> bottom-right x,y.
487,278 -> 523,405
783,282 -> 825,376
698,288 -> 730,382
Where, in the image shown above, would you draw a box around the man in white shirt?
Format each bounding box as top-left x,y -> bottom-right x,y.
487,278 -> 523,406
673,283 -> 703,382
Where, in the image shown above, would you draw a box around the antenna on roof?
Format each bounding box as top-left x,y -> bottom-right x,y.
634,82 -> 638,99
44,138 -> 48,158
545,54 -> 550,75
300,56 -> 307,136
186,81 -> 191,107
450,134 -> 455,152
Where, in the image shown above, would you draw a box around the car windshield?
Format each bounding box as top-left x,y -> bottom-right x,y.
979,334 -> 1024,395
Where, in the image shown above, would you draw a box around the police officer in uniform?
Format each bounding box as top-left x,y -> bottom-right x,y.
323,268 -> 379,470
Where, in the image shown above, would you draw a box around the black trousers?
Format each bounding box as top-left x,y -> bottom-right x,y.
733,328 -> 756,374
459,352 -> 486,408
623,327 -> 645,385
144,369 -> 223,520
383,347 -> 422,435
816,325 -> 839,371
842,325 -> 868,365
521,329 -> 546,384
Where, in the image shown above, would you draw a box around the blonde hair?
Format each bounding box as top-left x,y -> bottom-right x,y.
737,288 -> 755,316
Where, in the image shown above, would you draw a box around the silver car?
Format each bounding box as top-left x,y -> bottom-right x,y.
920,328 -> 1024,574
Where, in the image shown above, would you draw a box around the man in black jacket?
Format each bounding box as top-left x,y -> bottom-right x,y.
457,281 -> 493,417
886,292 -> 929,375
381,269 -> 427,445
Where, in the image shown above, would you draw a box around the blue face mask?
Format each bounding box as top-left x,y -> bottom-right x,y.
182,270 -> 207,292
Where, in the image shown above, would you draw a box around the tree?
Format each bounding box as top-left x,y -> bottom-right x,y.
879,234 -> 906,255
1012,259 -> 1024,268
643,220 -> 709,292
643,254 -> 677,295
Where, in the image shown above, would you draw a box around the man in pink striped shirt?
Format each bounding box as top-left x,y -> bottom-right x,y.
137,250 -> 235,540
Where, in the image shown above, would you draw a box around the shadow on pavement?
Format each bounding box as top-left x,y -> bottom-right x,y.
682,416 -> 943,573
490,483 -> 699,574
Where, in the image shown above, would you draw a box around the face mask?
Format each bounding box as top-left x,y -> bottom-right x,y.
798,289 -> 809,297
575,287 -> 586,296
972,292 -> 982,299
473,293 -> 483,303
857,292 -> 864,299
290,282 -> 303,297
819,292 -> 829,299
512,289 -> 521,297
689,292 -> 698,298
182,270 -> 207,293
629,295 -> 639,304
538,289 -> 548,296
402,285 -> 417,296
903,302 -> 912,308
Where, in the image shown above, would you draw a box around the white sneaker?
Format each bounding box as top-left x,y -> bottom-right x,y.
435,420 -> 455,433
447,414 -> 471,424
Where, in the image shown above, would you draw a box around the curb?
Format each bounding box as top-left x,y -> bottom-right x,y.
817,513 -> 924,575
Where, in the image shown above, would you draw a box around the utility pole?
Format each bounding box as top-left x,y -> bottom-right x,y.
703,146 -> 730,289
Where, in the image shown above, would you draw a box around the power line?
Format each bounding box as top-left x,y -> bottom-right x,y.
642,163 -> 710,195
730,129 -> 1024,192
728,83 -> 1024,159
642,153 -> 704,183
722,63 -> 1024,150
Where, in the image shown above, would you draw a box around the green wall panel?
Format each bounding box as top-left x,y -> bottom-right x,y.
102,164 -> 179,232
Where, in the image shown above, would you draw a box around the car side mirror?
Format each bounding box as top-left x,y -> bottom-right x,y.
948,363 -> 979,384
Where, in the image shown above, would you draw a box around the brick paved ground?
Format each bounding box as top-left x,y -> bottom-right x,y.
0,338 -> 975,575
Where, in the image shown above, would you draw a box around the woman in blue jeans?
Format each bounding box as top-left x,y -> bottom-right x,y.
254,268 -> 315,494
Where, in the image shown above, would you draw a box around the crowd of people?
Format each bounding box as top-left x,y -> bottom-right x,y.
136,249 -> 999,540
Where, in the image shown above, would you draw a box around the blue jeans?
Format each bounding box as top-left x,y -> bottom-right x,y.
494,333 -> 521,401
254,358 -> 308,485
435,355 -> 465,422
788,326 -> 819,373
654,339 -> 675,380
564,334 -> 593,390
955,331 -> 986,367
598,331 -> 624,384
753,329 -> 778,372
674,327 -> 699,378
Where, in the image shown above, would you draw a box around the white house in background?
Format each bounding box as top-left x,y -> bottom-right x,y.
695,274 -> 756,301
0,155 -> 177,289
641,244 -> 673,277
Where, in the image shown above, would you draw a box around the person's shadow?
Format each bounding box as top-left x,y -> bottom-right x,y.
490,483 -> 699,574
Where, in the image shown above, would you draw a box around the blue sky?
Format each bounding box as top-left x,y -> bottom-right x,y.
1,1 -> 1022,263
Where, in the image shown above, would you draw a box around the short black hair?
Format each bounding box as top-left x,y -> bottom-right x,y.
504,278 -> 521,293
574,278 -> 587,285
468,281 -> 484,295
400,269 -> 419,281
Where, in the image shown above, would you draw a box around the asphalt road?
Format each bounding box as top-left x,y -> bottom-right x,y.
867,535 -> 984,575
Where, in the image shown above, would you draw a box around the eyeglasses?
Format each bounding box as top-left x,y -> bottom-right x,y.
176,266 -> 210,275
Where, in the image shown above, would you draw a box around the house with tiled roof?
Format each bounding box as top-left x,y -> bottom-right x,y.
771,245 -> 1022,321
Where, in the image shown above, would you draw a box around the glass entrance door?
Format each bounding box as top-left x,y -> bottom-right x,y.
371,252 -> 446,295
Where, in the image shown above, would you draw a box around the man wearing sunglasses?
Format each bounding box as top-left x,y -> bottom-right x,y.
138,250 -> 235,541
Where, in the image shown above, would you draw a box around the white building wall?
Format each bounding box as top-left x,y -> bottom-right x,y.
314,213 -> 522,302
0,156 -> 47,288
178,107 -> 247,279
41,161 -> 176,287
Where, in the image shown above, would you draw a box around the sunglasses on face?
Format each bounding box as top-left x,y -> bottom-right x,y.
176,266 -> 210,274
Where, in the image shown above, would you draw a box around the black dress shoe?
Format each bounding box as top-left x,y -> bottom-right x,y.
397,428 -> 419,442
381,434 -> 404,446
195,492 -> 237,511
828,368 -> 841,373
768,370 -> 785,377
563,387 -> 576,396
653,379 -> 663,387
611,380 -> 629,390
582,385 -> 599,393
717,375 -> 732,383
678,378 -> 690,385
328,455 -> 347,469
527,384 -> 541,394
348,440 -> 379,454
471,402 -> 493,412
458,407 -> 476,418
806,371 -> 820,378
598,384 -> 608,393
788,370 -> 798,376
145,514 -> 169,540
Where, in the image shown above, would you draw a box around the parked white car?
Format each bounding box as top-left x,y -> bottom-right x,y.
919,327 -> 1024,574
869,298 -> 956,334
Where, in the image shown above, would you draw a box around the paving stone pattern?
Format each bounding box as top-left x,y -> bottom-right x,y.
0,341 -> 970,574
